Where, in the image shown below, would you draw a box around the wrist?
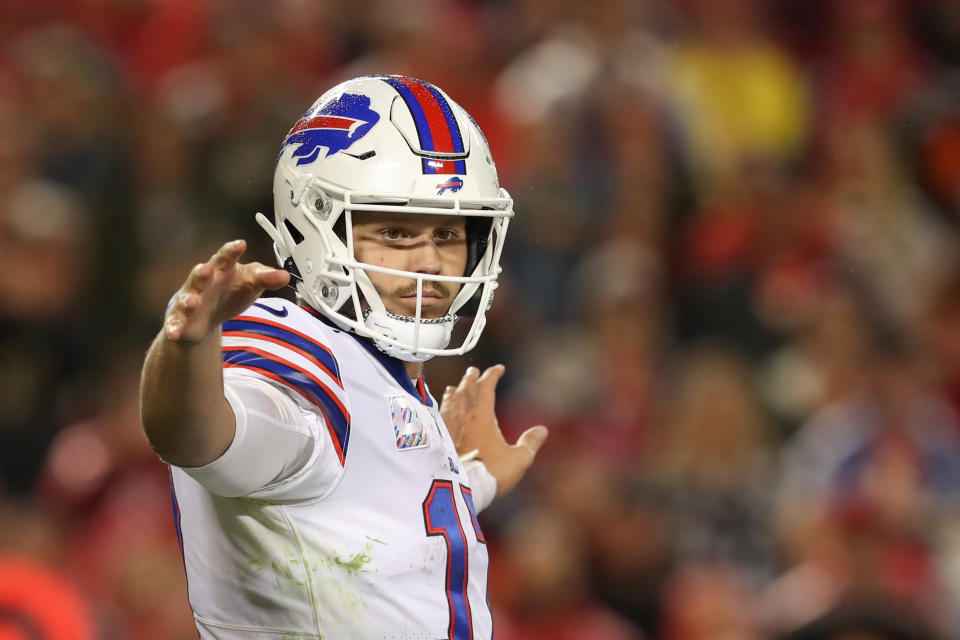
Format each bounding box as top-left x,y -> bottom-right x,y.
463,458 -> 498,512
164,326 -> 221,346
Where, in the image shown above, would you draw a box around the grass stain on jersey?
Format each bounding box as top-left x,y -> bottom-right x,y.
271,560 -> 303,587
334,551 -> 371,573
299,537 -> 384,624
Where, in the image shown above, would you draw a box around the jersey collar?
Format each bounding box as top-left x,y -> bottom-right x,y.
353,337 -> 434,407
301,304 -> 433,407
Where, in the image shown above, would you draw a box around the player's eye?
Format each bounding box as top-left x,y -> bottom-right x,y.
380,227 -> 408,241
434,228 -> 460,242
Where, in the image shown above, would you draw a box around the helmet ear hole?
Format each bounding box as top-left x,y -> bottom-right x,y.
283,219 -> 305,245
464,216 -> 492,275
332,216 -> 347,243
459,215 -> 493,317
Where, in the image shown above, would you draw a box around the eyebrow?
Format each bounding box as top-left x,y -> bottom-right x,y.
354,214 -> 464,228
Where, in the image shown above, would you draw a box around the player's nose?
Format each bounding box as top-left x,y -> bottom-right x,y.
407,237 -> 443,276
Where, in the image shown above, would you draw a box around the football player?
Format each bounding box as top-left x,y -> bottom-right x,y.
140,75 -> 548,639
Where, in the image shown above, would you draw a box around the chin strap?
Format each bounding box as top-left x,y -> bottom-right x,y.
363,310 -> 456,362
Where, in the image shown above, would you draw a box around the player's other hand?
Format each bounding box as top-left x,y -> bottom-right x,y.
441,365 -> 548,498
164,239 -> 290,343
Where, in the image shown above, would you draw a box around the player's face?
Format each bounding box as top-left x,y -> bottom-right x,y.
352,212 -> 467,318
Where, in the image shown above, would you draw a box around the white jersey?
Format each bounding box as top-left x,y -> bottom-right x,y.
169,298 -> 493,639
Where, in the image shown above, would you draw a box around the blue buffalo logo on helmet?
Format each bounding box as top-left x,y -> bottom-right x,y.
282,93 -> 380,166
435,176 -> 463,195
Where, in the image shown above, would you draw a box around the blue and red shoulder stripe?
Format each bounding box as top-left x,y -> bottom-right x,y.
221,316 -> 350,465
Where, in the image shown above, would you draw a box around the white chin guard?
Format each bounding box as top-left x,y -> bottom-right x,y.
364,310 -> 456,363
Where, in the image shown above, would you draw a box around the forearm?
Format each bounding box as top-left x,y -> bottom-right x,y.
140,329 -> 235,467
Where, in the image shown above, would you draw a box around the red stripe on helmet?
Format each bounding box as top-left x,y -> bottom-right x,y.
285,115 -> 357,139
397,77 -> 456,154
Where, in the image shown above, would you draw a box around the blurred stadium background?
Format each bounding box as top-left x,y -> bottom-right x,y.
2,0 -> 960,638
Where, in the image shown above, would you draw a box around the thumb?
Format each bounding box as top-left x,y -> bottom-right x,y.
516,425 -> 549,458
254,265 -> 291,290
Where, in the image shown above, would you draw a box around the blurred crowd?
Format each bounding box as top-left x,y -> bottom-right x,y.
2,0 -> 960,638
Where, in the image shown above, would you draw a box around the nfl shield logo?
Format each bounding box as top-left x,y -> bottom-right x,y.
389,396 -> 429,450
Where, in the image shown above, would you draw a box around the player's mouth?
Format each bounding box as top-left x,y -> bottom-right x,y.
389,288 -> 449,319
400,290 -> 447,305
389,281 -> 455,317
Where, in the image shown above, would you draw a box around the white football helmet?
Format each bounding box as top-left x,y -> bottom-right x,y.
257,75 -> 513,362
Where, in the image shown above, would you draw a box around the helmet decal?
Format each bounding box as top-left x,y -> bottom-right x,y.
436,176 -> 463,195
379,75 -> 467,175
282,93 -> 380,166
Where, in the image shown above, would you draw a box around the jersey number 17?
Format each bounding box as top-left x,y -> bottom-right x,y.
423,479 -> 488,640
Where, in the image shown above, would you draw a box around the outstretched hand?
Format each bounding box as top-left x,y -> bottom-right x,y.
441,365 -> 548,498
164,239 -> 290,343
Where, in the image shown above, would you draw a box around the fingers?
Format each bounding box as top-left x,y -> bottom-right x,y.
163,239 -> 246,343
506,425 -> 548,486
476,364 -> 506,400
251,263 -> 291,290
490,425 -> 549,498
454,366 -> 481,406
164,313 -> 182,341
213,239 -> 246,270
457,366 -> 481,392
441,384 -> 458,411
180,291 -> 200,311
181,239 -> 244,299
185,262 -> 213,294
165,323 -> 182,341
184,240 -> 246,297
516,425 -> 549,458
445,364 -> 504,426
455,364 -> 504,398
164,290 -> 199,341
